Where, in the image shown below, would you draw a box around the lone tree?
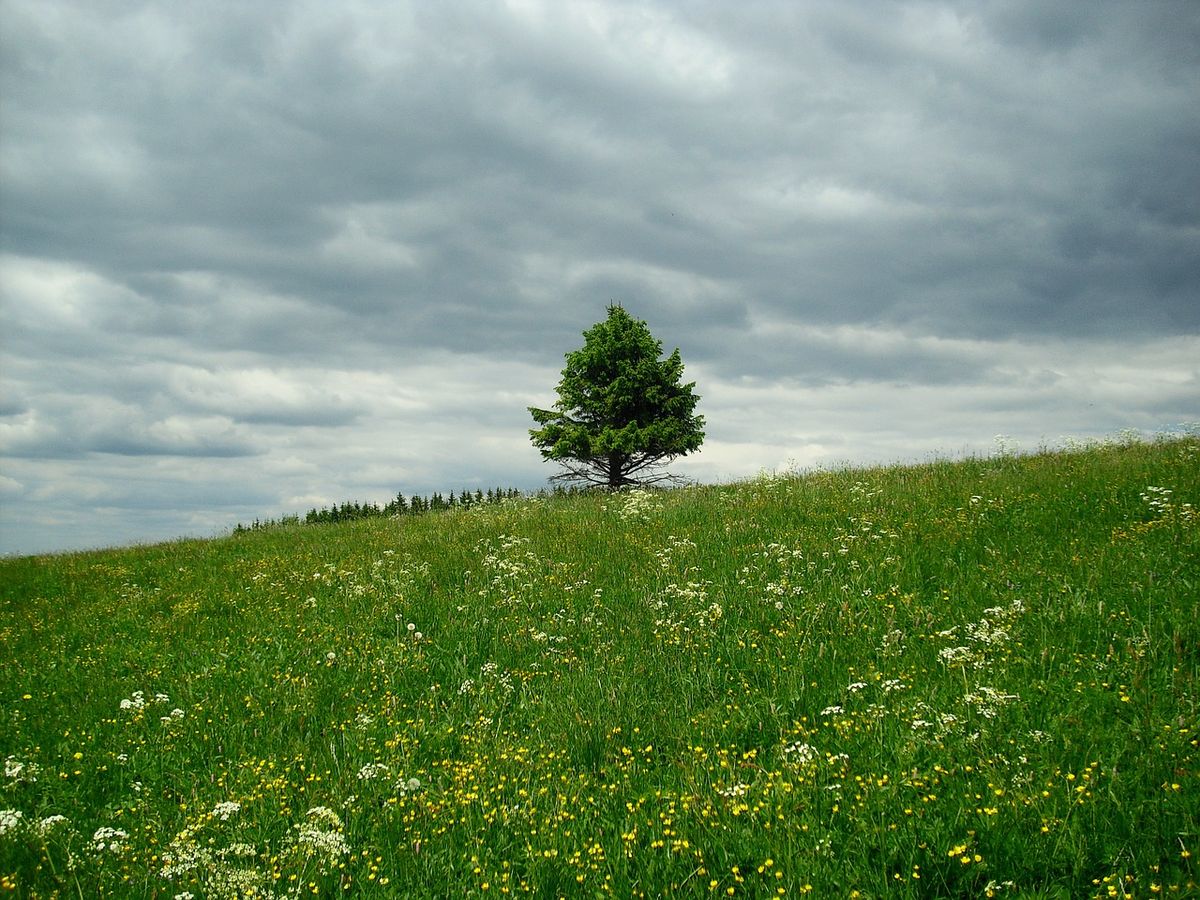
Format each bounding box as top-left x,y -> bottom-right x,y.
529,305 -> 704,488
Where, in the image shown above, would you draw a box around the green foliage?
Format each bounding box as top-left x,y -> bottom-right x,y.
1,434 -> 1197,897
529,305 -> 704,487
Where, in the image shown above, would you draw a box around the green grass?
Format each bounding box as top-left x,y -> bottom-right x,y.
2,435 -> 1197,898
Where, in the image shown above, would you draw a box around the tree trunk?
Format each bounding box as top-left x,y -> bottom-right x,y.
607,454 -> 624,489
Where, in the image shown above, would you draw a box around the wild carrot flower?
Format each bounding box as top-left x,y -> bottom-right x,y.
0,809 -> 23,836
91,826 -> 129,853
210,801 -> 241,821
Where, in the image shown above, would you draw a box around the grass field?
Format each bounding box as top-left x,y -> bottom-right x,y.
2,434 -> 1197,898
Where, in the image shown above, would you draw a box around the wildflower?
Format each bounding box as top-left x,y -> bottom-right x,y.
820,705 -> 843,716
0,809 -> 23,836
782,742 -> 817,764
210,801 -> 241,821
304,806 -> 342,828
91,826 -> 129,853
357,762 -> 390,781
285,807 -> 350,867
37,815 -> 67,834
4,756 -> 38,784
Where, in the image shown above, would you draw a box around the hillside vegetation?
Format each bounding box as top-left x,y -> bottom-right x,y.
2,436 -> 1197,898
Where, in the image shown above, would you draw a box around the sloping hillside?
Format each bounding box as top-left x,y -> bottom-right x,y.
2,437 -> 1197,897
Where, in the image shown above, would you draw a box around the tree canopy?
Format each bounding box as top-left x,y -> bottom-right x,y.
529,305 -> 704,488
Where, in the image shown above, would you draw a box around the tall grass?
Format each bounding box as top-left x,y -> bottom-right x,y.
1,436 -> 1197,897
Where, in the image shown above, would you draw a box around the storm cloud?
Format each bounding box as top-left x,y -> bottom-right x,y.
2,0 -> 1197,554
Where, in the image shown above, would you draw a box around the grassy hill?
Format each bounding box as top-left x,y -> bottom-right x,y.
2,436 -> 1197,898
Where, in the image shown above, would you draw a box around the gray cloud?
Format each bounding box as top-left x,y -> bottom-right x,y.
1,0 -> 1197,555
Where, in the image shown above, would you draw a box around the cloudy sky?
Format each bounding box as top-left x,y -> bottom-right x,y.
2,0 -> 1198,556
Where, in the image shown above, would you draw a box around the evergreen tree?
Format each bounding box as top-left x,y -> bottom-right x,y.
529,305 -> 704,488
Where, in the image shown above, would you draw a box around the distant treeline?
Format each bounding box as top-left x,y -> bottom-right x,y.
233,485 -> 585,534
306,486 -> 524,524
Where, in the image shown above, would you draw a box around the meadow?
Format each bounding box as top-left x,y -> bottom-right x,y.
1,434 -> 1197,898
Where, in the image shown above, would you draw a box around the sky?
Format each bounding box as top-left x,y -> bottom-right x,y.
2,0 -> 1198,556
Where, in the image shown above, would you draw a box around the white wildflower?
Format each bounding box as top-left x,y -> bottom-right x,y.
218,842 -> 258,860
781,741 -> 817,764
91,826 -> 129,853
395,776 -> 422,795
0,809 -> 24,836
210,801 -> 241,821
357,762 -> 390,781
37,814 -> 67,834
820,705 -> 843,716
304,806 -> 342,828
284,807 -> 350,867
5,756 -> 38,784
